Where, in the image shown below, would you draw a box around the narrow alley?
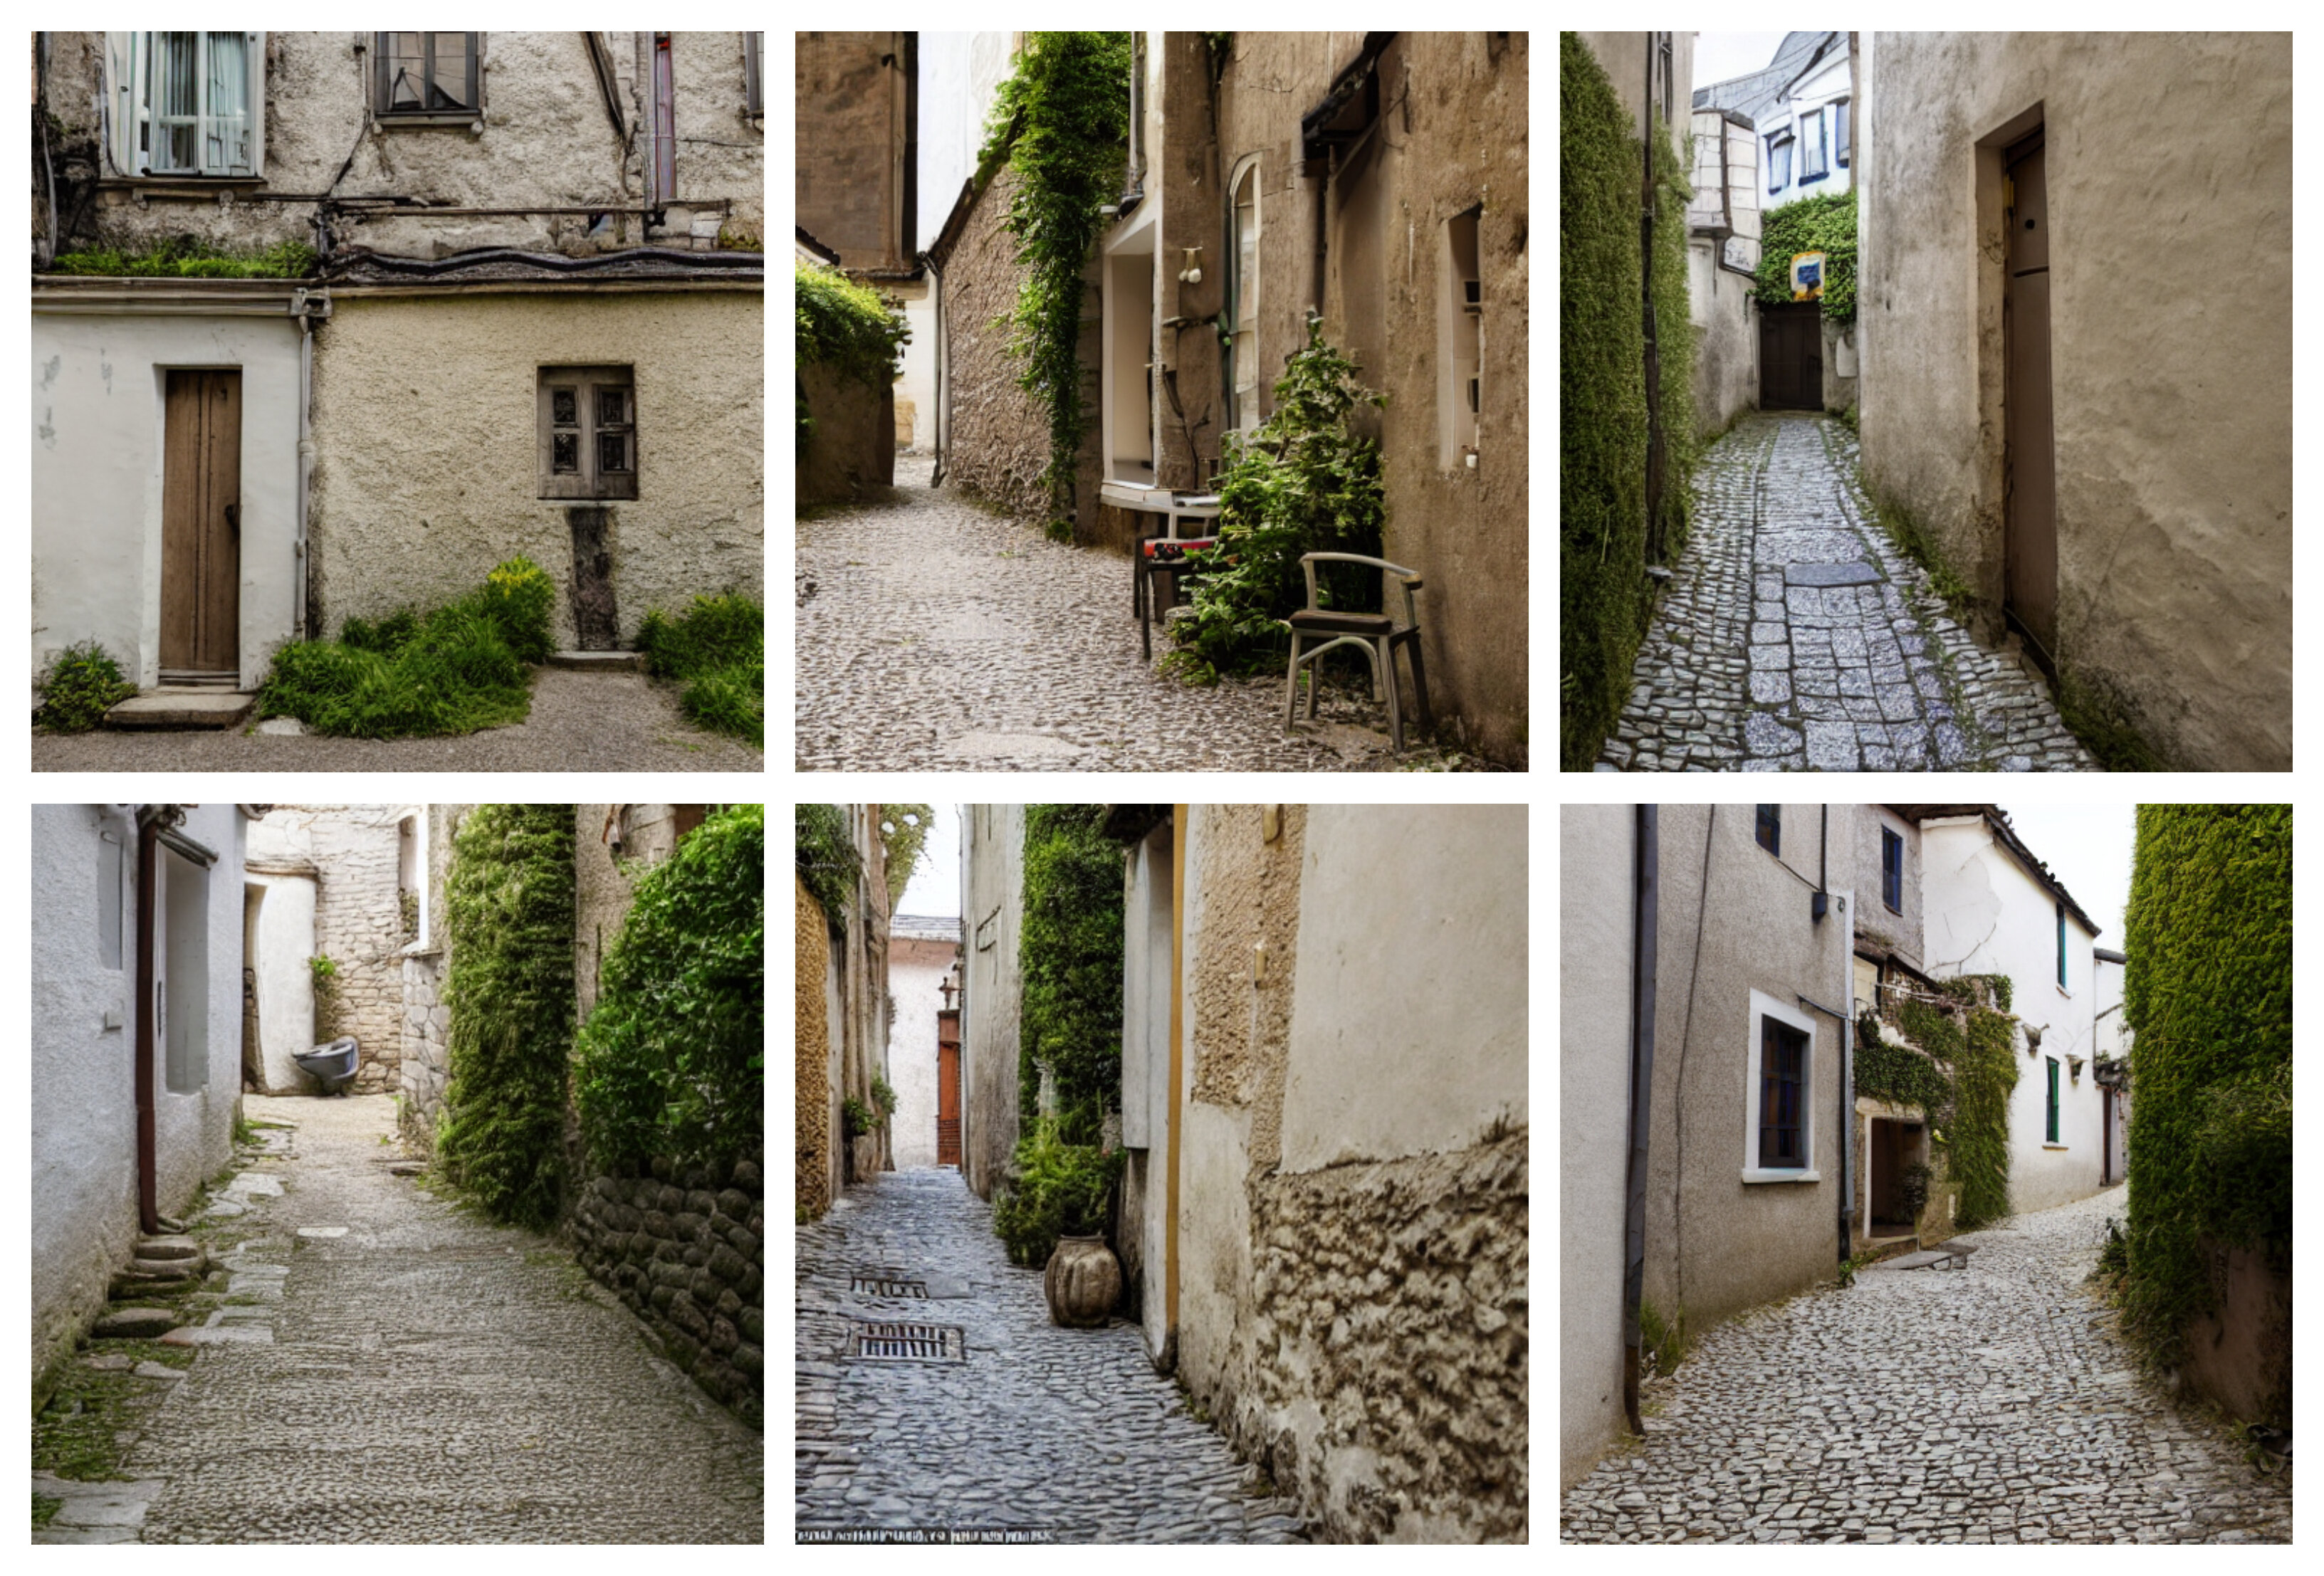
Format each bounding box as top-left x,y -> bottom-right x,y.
1601,414 -> 2095,771
797,1167 -> 1310,1543
797,459 -> 1418,772
1561,1186 -> 2291,1544
36,1096 -> 763,1544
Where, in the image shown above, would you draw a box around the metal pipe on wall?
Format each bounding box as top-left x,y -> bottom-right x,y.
1621,804 -> 1660,1434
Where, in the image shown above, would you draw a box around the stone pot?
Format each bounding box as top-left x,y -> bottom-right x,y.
1045,1234 -> 1121,1328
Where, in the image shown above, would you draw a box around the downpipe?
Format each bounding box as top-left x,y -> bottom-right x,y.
1621,805 -> 1660,1434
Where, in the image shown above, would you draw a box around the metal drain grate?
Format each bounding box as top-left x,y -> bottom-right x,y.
847,1321 -> 965,1362
850,1272 -> 930,1298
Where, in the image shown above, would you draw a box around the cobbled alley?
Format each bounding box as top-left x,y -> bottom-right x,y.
796,1167 -> 1309,1543
797,458 -> 1433,772
34,1095 -> 763,1543
1561,1186 -> 2291,1544
1601,414 -> 2097,772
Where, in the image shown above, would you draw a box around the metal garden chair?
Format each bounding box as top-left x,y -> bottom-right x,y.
1281,552 -> 1433,752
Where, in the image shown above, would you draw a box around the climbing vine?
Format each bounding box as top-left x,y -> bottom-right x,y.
1017,804 -> 1126,1128
2120,805 -> 2291,1385
978,31 -> 1134,535
1866,975 -> 2017,1229
574,805 -> 763,1175
436,805 -> 577,1231
796,261 -> 909,459
794,804 -> 860,941
1754,189 -> 1858,324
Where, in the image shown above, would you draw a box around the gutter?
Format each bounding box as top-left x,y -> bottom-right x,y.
1621,805 -> 1660,1434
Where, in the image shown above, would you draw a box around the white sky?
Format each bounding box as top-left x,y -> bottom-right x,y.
896,804 -> 961,920
1999,804 -> 2136,947
1694,32 -> 1792,95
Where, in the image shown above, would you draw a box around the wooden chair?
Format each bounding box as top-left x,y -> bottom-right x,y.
1282,552 -> 1433,751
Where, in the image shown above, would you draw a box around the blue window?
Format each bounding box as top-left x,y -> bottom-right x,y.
1757,805 -> 1781,856
1799,108 -> 1828,182
1882,828 -> 1902,913
1766,129 -> 1793,194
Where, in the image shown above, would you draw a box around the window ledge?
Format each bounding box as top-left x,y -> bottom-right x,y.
1742,1169 -> 1821,1184
372,112 -> 486,130
2042,1142 -> 2070,1151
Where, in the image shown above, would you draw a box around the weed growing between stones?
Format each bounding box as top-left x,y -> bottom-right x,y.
33,1494 -> 63,1528
45,236 -> 318,278
31,640 -> 137,732
637,593 -> 763,746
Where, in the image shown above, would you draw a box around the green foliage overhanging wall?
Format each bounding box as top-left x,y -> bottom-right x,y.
437,805 -> 578,1231
1017,804 -> 1126,1130
795,804 -> 859,942
2121,805 -> 2292,1375
1559,33 -> 1697,772
978,31 -> 1134,537
1754,190 -> 1858,324
1881,975 -> 2018,1229
880,804 -> 933,908
575,807 -> 765,1175
796,260 -> 910,459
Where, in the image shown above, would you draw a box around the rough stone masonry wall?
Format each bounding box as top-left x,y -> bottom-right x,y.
398,804 -> 471,1152
571,1152 -> 765,1427
796,873 -> 834,1218
304,807 -> 407,1093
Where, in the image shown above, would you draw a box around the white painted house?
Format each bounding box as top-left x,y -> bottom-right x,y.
32,804 -> 254,1391
888,914 -> 962,1170
1694,31 -> 1853,217
1920,807 -> 2103,1216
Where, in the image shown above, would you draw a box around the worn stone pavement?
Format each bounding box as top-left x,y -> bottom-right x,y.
797,456 -> 1431,772
1599,414 -> 2098,772
797,1167 -> 1309,1543
1562,1185 -> 2291,1544
107,1096 -> 762,1543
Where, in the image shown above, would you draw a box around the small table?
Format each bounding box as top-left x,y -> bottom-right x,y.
1102,483 -> 1223,661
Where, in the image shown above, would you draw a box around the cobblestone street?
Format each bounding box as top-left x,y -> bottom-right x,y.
1599,414 -> 2097,771
796,1167 -> 1309,1543
797,458 -> 1417,772
1561,1186 -> 2291,1544
40,1096 -> 762,1543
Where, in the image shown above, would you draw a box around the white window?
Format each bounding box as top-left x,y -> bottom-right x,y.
1743,989 -> 1818,1182
1228,157 -> 1262,436
105,32 -> 266,178
162,850 -> 210,1094
1799,107 -> 1830,183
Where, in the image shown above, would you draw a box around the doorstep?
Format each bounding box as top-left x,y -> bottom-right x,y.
546,650 -> 642,672
103,688 -> 256,730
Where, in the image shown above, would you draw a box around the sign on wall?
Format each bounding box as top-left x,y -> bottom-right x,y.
1791,251 -> 1826,300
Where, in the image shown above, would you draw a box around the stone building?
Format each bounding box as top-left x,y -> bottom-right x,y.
1856,32 -> 2291,771
887,914 -> 963,1170
32,804 -> 254,1399
31,31 -> 764,700
957,802 -> 1025,1201
923,33 -> 1531,765
792,806 -> 896,1215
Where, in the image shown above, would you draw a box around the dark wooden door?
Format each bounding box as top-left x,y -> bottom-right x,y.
2005,131 -> 2058,665
936,1012 -> 961,1167
1758,303 -> 1823,410
161,369 -> 241,678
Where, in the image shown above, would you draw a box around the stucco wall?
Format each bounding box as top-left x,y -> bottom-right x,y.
1689,240 -> 1759,436
151,807 -> 248,1219
1858,32 -> 2291,770
31,310 -> 304,691
796,873 -> 834,1218
244,871 -> 318,1093
1560,804 -> 1634,1490
798,362 -> 895,503
888,935 -> 956,1169
959,803 -> 1025,1199
1846,804 -> 1924,971
309,288 -> 762,648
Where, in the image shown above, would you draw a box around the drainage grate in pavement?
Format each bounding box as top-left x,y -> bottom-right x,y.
846,1321 -> 965,1362
849,1272 -> 930,1298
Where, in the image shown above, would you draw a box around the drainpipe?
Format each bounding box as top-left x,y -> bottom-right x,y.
926,249 -> 946,487
1806,807 -> 1854,1264
293,292 -> 318,641
1621,805 -> 1660,1435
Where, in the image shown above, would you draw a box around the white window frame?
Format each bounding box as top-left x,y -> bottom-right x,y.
1099,202 -> 1160,486
1799,106 -> 1830,184
105,31 -> 266,179
1226,154 -> 1262,438
1743,989 -> 1820,1182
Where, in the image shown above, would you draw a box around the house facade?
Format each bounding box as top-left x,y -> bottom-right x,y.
2093,945 -> 2130,1187
1857,32 -> 2291,770
887,915 -> 963,1170
32,804 -> 253,1394
32,31 -> 763,696
958,802 -> 1026,1200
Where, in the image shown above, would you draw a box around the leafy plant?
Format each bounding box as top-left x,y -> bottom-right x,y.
46,236 -> 318,278
436,805 -> 577,1230
795,261 -> 909,387
1164,317 -> 1388,681
638,593 -> 763,746
1017,805 -> 1125,1130
795,805 -> 860,941
1754,189 -> 1858,323
870,1073 -> 899,1121
991,1113 -> 1124,1268
879,805 -> 933,906
979,31 -> 1134,535
575,806 -> 763,1175
33,640 -> 136,732
309,954 -> 341,1039
842,1096 -> 878,1140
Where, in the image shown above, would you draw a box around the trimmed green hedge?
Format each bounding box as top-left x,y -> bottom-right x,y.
2121,806 -> 2292,1375
1017,805 -> 1125,1128
1754,190 -> 1856,324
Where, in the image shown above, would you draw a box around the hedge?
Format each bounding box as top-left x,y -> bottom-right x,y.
1754,189 -> 1857,325
2120,806 -> 2292,1373
1017,804 -> 1125,1128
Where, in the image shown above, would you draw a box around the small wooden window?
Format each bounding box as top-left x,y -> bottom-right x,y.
375,33 -> 479,118
1759,1017 -> 1809,1168
538,367 -> 638,500
1882,827 -> 1902,912
1756,805 -> 1781,856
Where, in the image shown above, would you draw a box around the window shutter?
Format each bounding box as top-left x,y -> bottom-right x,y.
246,33 -> 266,177
104,31 -> 140,175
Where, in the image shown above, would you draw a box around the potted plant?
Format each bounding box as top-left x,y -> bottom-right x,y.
993,1116 -> 1124,1327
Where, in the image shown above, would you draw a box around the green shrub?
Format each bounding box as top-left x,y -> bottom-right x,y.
991,1114 -> 1124,1268
575,805 -> 764,1174
1017,805 -> 1125,1129
33,640 -> 137,732
46,237 -> 318,279
1163,318 -> 1386,683
479,556 -> 555,663
842,1096 -> 877,1140
794,805 -> 859,940
436,805 -> 577,1229
1754,190 -> 1858,324
795,261 -> 910,388
638,594 -> 763,747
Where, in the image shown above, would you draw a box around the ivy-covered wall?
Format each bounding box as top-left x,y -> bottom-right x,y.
1016,804 -> 1126,1130
2121,805 -> 2291,1421
1560,33 -> 1696,771
797,261 -> 907,502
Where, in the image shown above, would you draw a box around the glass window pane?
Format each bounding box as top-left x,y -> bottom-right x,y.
432,33 -> 473,110
205,33 -> 249,174
386,33 -> 426,110
598,431 -> 631,474
150,33 -> 200,172
596,387 -> 628,428
553,433 -> 578,473
552,388 -> 577,426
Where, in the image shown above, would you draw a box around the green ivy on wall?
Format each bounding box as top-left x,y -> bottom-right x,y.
1878,974 -> 2017,1229
1017,804 -> 1126,1128
1853,1011 -> 1951,1114
794,804 -> 859,941
795,261 -> 910,459
2120,806 -> 2291,1385
978,31 -> 1134,537
1754,189 -> 1858,324
436,805 -> 577,1231
575,806 -> 764,1175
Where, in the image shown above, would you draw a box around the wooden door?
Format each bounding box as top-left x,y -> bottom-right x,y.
936,1012 -> 961,1167
2005,132 -> 2058,666
161,370 -> 242,678
1758,303 -> 1823,410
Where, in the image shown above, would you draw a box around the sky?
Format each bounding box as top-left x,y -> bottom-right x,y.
1998,804 -> 2136,947
896,804 -> 962,920
1694,32 -> 1791,95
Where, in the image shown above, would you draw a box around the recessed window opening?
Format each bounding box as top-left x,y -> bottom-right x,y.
162,849 -> 209,1094
1882,827 -> 1902,912
375,32 -> 478,115
1439,205 -> 1482,468
538,367 -> 638,500
1228,157 -> 1262,436
1756,804 -> 1781,856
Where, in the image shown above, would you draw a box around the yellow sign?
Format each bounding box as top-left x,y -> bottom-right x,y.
1791,251 -> 1826,301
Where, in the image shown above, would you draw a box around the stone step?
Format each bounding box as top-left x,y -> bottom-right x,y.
136,1234 -> 202,1261
102,689 -> 256,730
547,649 -> 642,672
92,1307 -> 179,1340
